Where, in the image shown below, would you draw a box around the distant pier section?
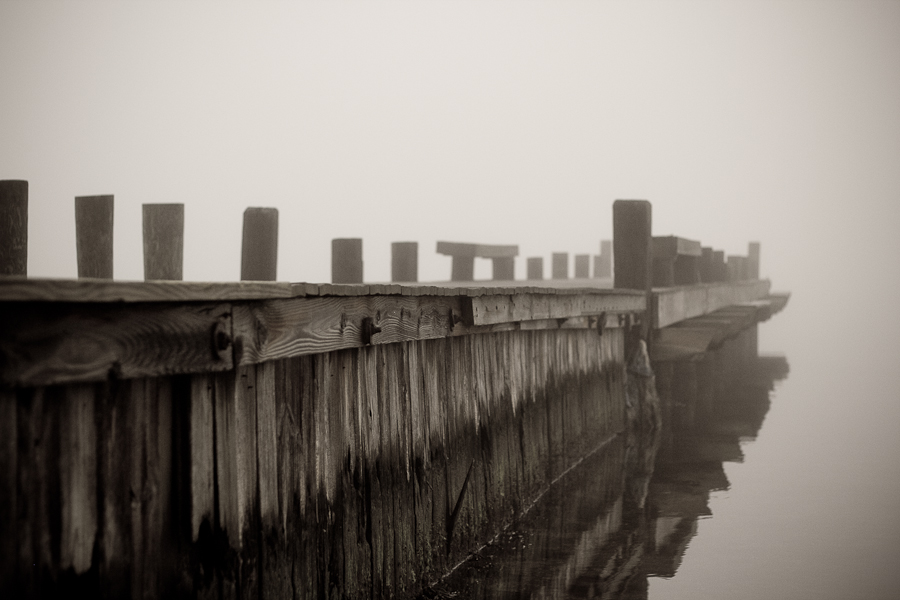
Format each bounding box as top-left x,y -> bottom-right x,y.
0,180 -> 787,599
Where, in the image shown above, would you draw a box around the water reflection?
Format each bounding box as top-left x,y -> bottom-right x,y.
424,327 -> 788,599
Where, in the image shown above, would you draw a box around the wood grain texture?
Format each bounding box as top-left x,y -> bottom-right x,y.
59,383 -> 98,574
0,180 -> 28,276
0,301 -> 233,387
466,292 -> 645,326
75,195 -> 114,280
0,388 -> 16,591
189,374 -> 215,541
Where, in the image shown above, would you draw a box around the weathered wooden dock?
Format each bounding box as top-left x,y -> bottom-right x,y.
0,183 -> 788,599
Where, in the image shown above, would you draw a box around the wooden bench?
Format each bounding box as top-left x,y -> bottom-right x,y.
436,241 -> 518,281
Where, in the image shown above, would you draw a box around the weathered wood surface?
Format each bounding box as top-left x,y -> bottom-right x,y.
142,204 -> 184,281
0,301 -> 233,387
75,195 -> 114,279
241,207 -> 279,282
2,325 -> 629,599
0,180 -> 28,276
652,279 -> 771,329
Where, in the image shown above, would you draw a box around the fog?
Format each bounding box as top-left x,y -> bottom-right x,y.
2,1 -> 899,596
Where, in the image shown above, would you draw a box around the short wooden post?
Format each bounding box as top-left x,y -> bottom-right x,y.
613,200 -> 652,291
142,204 -> 184,280
551,253 -> 568,279
0,180 -> 27,276
726,255 -> 743,281
700,247 -> 714,282
526,257 -> 543,280
748,242 -> 760,279
574,255 -> 590,278
491,257 -> 514,281
75,195 -> 114,279
594,240 -> 612,278
241,207 -> 279,281
712,250 -> 727,282
391,242 -> 418,282
332,238 -> 363,283
450,256 -> 474,282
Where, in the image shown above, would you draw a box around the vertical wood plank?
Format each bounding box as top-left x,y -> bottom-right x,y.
189,375 -> 215,542
97,379 -> 133,598
59,383 -> 98,575
75,195 -> 114,279
332,238 -> 363,284
0,179 -> 27,276
0,389 -> 17,592
391,241 -> 418,283
257,360 -> 287,598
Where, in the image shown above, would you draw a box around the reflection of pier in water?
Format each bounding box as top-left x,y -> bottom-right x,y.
425,326 -> 789,599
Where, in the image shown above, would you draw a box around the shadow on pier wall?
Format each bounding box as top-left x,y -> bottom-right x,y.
425,326 -> 789,599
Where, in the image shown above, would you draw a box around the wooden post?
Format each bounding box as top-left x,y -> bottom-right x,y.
142,204 -> 184,281
241,207 -> 279,281
491,257 -> 514,281
391,242 -> 418,282
674,256 -> 700,285
613,200 -> 652,291
551,253 -> 568,279
332,238 -> 363,283
712,250 -> 727,282
595,240 -> 612,278
0,180 -> 27,276
700,247 -> 714,283
574,255 -> 590,278
75,195 -> 114,279
450,256 -> 474,282
526,257 -> 543,280
748,242 -> 760,280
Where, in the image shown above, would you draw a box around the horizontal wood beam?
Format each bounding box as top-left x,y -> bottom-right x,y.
436,241 -> 518,259
653,280 -> 771,329
652,236 -> 702,258
465,291 -> 645,326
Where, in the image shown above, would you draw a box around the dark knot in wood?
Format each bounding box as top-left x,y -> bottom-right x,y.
360,317 -> 381,346
210,319 -> 232,361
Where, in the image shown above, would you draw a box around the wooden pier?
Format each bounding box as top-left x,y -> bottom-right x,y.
0,182 -> 788,599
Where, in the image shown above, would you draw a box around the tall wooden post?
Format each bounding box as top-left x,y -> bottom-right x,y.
551,253 -> 568,279
332,238 -> 363,284
391,242 -> 418,282
712,250 -> 726,282
748,242 -> 760,280
0,180 -> 27,276
526,257 -> 543,280
75,195 -> 114,279
574,255 -> 590,278
491,257 -> 514,281
700,247 -> 714,283
142,204 -> 184,280
613,200 -> 652,291
241,208 -> 279,281
613,200 -> 652,349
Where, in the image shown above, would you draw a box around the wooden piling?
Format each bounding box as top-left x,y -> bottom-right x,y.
332,238 -> 363,284
75,195 -> 114,279
142,204 -> 184,281
595,240 -> 612,278
241,207 -> 279,281
613,200 -> 652,291
748,242 -> 760,279
712,250 -> 727,282
551,253 -> 568,279
700,247 -> 714,283
574,254 -> 590,278
491,257 -> 514,281
391,242 -> 418,283
0,180 -> 27,276
526,257 -> 543,280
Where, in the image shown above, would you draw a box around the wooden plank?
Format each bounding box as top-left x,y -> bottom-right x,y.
466,292 -> 645,326
0,278 -> 296,303
96,379 -> 132,597
652,236 -> 702,258
0,388 -> 16,591
59,383 -> 98,575
653,280 -> 771,328
233,295 -> 464,365
0,301 -> 234,387
436,241 -> 518,259
142,204 -> 184,281
189,375 -> 215,541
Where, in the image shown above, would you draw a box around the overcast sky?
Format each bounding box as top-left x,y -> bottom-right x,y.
2,1 -> 898,311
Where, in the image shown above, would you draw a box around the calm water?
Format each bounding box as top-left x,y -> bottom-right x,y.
427,309 -> 900,599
